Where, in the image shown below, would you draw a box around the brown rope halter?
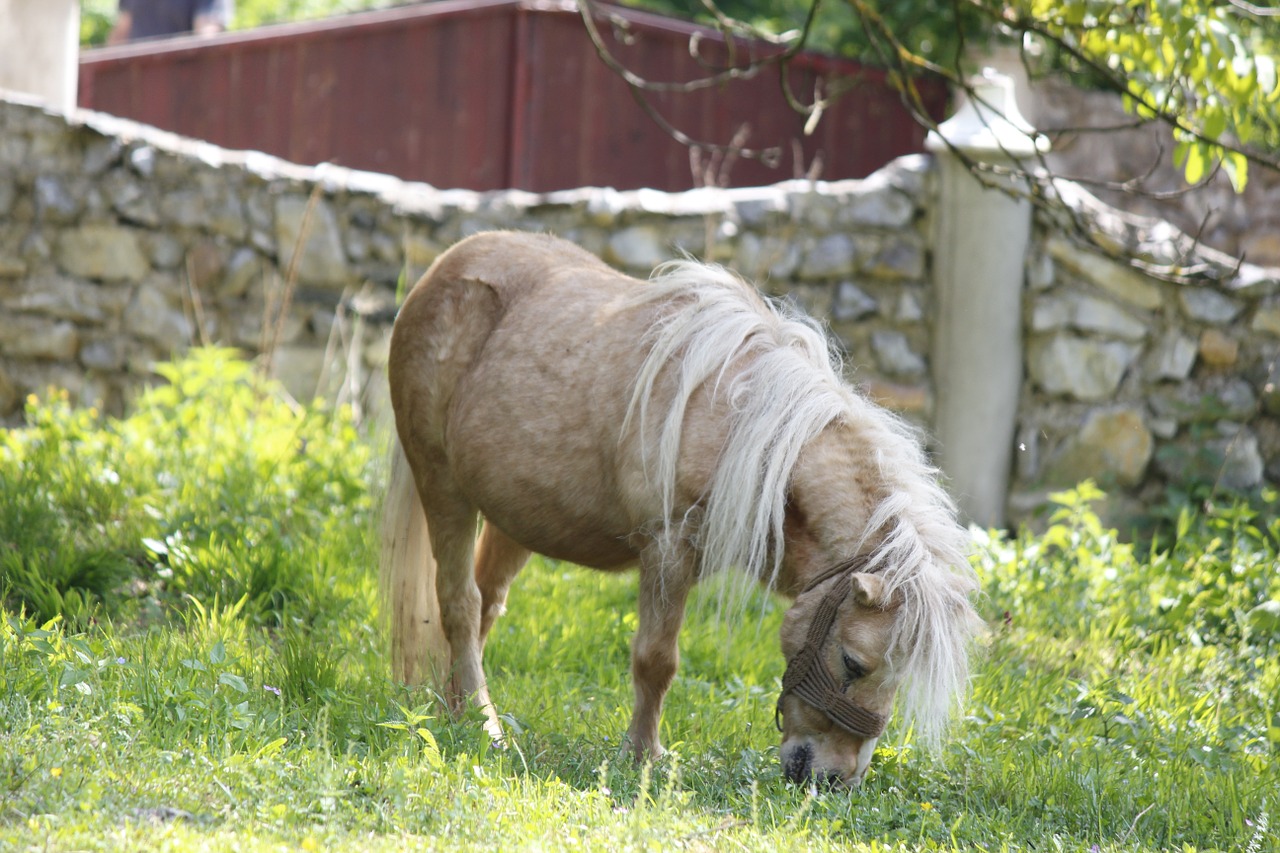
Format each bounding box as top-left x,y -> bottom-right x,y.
775,553 -> 889,740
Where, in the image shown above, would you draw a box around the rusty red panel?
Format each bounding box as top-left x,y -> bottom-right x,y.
78,0 -> 941,192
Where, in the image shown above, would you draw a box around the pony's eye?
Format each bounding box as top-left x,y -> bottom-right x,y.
842,650 -> 867,680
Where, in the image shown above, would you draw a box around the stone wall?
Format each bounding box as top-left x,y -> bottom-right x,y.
1012,182 -> 1279,523
0,93 -> 935,425
1,92 -> 1277,524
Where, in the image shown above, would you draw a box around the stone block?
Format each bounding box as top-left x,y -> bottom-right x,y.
1198,329 -> 1239,368
1030,333 -> 1138,401
1178,287 -> 1241,324
0,315 -> 79,360
836,182 -> 915,228
56,224 -> 150,282
124,282 -> 193,351
735,233 -> 799,281
1047,238 -> 1163,309
0,273 -> 127,325
798,234 -> 858,280
1150,333 -> 1197,380
866,236 -> 925,281
1251,301 -> 1280,337
871,329 -> 926,377
832,281 -> 877,321
1155,428 -> 1264,491
275,195 -> 351,288
1044,407 -> 1154,487
0,362 -> 19,415
605,225 -> 667,271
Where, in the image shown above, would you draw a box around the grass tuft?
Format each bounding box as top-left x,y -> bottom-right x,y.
0,349 -> 1276,851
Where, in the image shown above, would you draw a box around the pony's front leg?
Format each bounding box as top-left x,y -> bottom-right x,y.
626,550 -> 695,761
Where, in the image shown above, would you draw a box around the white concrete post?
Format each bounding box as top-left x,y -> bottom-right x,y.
0,0 -> 81,113
925,70 -> 1048,528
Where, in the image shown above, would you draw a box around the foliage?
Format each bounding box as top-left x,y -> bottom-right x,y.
0,352 -> 1277,850
231,0 -> 405,30
0,347 -> 370,628
1008,0 -> 1280,189
78,0 -> 405,47
619,0 -> 1279,191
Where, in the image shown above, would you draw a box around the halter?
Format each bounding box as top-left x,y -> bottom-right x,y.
775,553 -> 889,740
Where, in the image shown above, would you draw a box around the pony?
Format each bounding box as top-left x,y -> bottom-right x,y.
382,230 -> 980,786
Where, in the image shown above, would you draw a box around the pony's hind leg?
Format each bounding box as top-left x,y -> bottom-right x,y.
475,521 -> 530,649
417,484 -> 506,744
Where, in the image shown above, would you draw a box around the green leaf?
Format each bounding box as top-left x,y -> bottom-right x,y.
1181,142 -> 1208,185
218,672 -> 249,693
1222,151 -> 1248,193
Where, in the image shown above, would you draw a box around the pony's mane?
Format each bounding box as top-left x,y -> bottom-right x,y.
623,259 -> 979,749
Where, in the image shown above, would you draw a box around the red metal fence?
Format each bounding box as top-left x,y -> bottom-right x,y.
78,0 -> 945,192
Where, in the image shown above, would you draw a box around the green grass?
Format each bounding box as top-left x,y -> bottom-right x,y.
2,349 -> 1277,851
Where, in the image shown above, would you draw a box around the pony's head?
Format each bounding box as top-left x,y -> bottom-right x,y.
776,554 -> 979,785
778,564 -> 921,785
772,427 -> 981,788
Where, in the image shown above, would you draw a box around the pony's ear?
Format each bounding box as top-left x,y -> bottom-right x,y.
849,572 -> 886,608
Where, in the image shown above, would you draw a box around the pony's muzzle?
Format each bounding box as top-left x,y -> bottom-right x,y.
780,736 -> 876,788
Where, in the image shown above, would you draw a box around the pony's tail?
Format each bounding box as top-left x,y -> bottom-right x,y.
380,435 -> 450,688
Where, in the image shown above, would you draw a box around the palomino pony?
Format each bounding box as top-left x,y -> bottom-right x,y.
382,231 -> 980,786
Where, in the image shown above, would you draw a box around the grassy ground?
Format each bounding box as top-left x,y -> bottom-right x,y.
2,349 -> 1277,851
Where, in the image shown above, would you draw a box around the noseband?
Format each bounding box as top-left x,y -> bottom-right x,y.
775,554 -> 888,740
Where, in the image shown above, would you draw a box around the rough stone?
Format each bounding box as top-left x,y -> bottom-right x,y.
124,283 -> 193,350
56,225 -> 150,282
1030,334 -> 1138,400
896,290 -> 924,322
1178,287 -> 1241,324
0,315 -> 80,360
605,225 -> 668,270
275,195 -> 351,288
221,248 -> 262,298
866,237 -> 925,281
269,344 -> 334,403
83,137 -> 124,176
0,273 -> 125,325
1251,301 -> 1280,337
34,175 -> 81,222
1046,238 -> 1163,309
0,252 -> 28,278
1044,407 -> 1154,487
1150,333 -> 1198,380
1149,379 -> 1257,426
0,175 -> 15,217
1156,429 -> 1264,491
799,234 -> 857,280
871,330 -> 927,377
1032,292 -> 1147,339
833,281 -> 878,321
0,363 -> 17,414
1198,329 -> 1239,368
105,173 -> 160,227
735,233 -> 800,280
1026,250 -> 1054,291
837,182 -> 915,228
146,233 -> 186,270
80,337 -> 127,371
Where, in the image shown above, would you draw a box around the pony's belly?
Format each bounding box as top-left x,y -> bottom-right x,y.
492,519 -> 638,570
